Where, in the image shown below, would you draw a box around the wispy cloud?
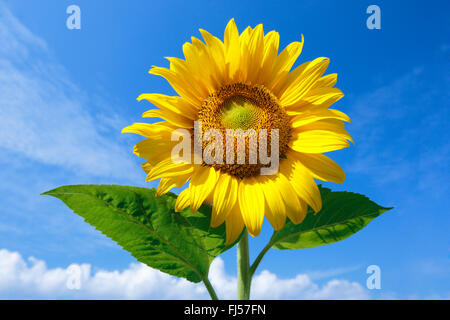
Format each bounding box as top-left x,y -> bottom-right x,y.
0,4 -> 139,180
346,64 -> 450,194
0,249 -> 369,299
305,265 -> 362,280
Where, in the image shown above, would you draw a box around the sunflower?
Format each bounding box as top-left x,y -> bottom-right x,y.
122,19 -> 353,245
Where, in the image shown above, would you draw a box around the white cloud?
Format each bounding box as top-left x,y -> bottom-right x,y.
0,5 -> 139,180
0,249 -> 369,300
304,265 -> 362,280
346,66 -> 450,193
251,270 -> 368,300
0,249 -> 204,299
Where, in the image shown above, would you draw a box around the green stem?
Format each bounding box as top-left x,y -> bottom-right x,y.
237,230 -> 251,299
249,232 -> 277,276
202,276 -> 219,300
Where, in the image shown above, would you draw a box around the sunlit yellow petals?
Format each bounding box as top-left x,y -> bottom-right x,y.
133,139 -> 173,162
267,36 -> 304,90
272,173 -> 306,224
258,30 -> 280,85
141,161 -> 151,174
199,29 -> 226,83
166,57 -> 210,98
289,109 -> 350,127
189,166 -> 220,213
290,119 -> 353,153
224,18 -> 241,81
300,87 -> 344,109
264,31 -> 280,53
288,87 -> 344,111
290,131 -> 350,153
224,203 -> 245,245
138,94 -> 198,119
328,109 -> 350,122
240,26 -> 253,38
183,39 -> 220,92
238,178 -> 265,237
124,124 -> 181,163
280,157 -> 322,213
295,119 -> 353,142
149,66 -> 203,108
205,188 -> 214,204
156,174 -> 190,197
270,56 -> 313,97
312,73 -> 337,89
289,196 -> 308,224
211,174 -> 238,228
175,188 -> 191,212
279,57 -> 329,107
238,26 -> 252,81
121,122 -> 175,138
290,198 -> 308,224
246,24 -> 265,84
258,176 -> 286,231
292,152 -> 345,184
142,109 -> 193,128
147,158 -> 194,182
191,36 -> 223,90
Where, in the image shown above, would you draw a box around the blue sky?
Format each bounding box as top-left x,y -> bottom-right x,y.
0,0 -> 448,299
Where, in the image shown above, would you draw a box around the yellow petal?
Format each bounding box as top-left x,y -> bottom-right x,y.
141,109 -> 193,128
165,57 -> 210,98
147,158 -> 194,182
199,28 -> 226,85
224,202 -> 244,245
156,174 -> 191,197
279,57 -> 329,107
121,121 -> 176,138
149,66 -> 203,108
133,139 -> 173,160
258,176 -> 286,231
258,30 -> 280,85
175,188 -> 191,212
238,26 -> 252,81
286,87 -> 344,112
312,73 -> 337,89
274,173 -> 307,224
189,166 -> 220,213
290,119 -> 353,153
238,177 -> 265,237
211,173 -> 238,227
280,157 -> 322,213
267,36 -> 304,90
141,161 -> 151,174
137,146 -> 176,171
138,93 -> 198,119
289,132 -> 350,153
245,24 -> 265,84
124,122 -> 192,164
289,109 -> 350,127
289,198 -> 308,224
291,152 -> 345,184
224,18 -> 241,82
184,38 -> 222,92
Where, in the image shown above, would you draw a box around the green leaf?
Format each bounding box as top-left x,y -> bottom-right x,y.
271,186 -> 392,249
42,185 -> 238,283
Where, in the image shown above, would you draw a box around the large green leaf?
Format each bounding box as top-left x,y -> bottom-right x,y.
42,185 -> 238,283
271,186 -> 392,249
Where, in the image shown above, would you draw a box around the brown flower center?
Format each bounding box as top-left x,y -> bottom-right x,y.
197,83 -> 291,179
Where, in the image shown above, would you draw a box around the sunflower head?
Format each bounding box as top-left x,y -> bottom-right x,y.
122,18 -> 353,244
